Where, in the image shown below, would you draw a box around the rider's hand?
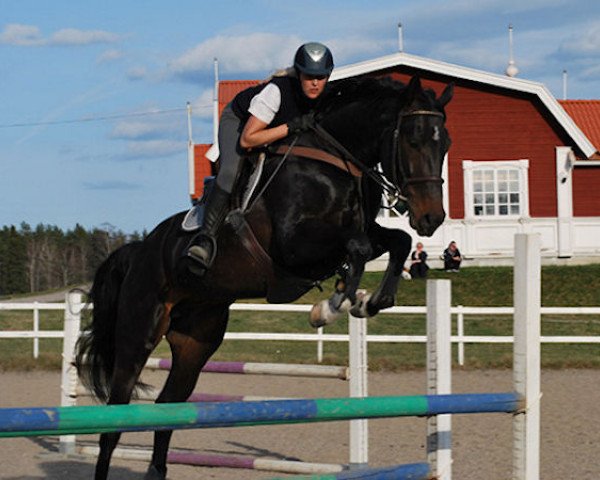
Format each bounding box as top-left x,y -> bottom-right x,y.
287,112 -> 316,134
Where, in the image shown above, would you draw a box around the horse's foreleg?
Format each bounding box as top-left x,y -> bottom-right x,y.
365,224 -> 411,316
310,233 -> 372,327
148,304 -> 229,480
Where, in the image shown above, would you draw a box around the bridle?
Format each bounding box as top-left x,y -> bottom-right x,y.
389,109 -> 446,193
311,108 -> 446,210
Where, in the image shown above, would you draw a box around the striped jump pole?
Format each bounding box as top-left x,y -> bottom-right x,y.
78,446 -> 345,476
0,393 -> 522,438
144,358 -> 349,380
267,462 -> 431,480
75,385 -> 290,403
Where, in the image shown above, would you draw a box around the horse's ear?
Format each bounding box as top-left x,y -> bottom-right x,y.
406,76 -> 422,102
438,82 -> 454,108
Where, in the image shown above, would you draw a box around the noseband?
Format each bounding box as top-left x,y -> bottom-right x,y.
390,109 -> 446,191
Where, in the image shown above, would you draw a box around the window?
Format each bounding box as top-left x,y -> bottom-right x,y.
463,160 -> 529,218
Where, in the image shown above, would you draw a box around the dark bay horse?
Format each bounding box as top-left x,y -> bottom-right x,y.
75,75 -> 453,480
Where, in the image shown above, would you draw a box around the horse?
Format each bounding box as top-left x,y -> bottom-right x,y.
74,75 -> 453,480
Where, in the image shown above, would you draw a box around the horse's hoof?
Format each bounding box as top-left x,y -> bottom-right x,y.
349,291 -> 371,318
309,300 -> 329,327
144,465 -> 166,480
366,293 -> 395,317
309,299 -> 348,328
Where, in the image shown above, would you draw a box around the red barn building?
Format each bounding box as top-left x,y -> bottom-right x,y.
189,52 -> 600,265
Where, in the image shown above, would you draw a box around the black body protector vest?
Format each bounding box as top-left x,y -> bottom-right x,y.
231,76 -> 319,127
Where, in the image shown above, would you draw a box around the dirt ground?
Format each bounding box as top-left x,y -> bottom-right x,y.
0,368 -> 598,480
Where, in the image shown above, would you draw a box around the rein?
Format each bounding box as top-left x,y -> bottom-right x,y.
311,108 -> 445,208
311,123 -> 402,201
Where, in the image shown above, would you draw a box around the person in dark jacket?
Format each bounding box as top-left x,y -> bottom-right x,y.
185,42 -> 334,274
409,242 -> 429,278
443,241 -> 462,272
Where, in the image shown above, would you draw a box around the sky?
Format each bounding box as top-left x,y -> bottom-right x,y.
2,0 -> 600,234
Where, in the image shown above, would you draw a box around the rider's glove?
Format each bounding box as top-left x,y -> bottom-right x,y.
287,112 -> 316,134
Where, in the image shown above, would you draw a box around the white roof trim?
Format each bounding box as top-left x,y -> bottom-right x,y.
574,160 -> 600,166
331,52 -> 596,158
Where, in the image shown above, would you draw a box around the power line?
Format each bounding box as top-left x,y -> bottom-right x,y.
0,104 -> 211,129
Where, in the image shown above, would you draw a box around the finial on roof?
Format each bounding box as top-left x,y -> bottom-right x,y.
562,69 -> 568,100
505,24 -> 519,77
398,22 -> 404,52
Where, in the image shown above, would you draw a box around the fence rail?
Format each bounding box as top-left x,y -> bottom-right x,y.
1,301 -> 599,365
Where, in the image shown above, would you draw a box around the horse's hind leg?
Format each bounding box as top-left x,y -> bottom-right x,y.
146,303 -> 229,480
95,294 -> 171,480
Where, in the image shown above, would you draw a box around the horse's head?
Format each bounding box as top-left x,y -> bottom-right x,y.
384,76 -> 453,236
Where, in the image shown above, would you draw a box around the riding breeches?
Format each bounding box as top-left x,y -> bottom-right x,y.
215,104 -> 245,194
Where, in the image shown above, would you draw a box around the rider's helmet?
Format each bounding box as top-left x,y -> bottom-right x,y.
293,42 -> 334,77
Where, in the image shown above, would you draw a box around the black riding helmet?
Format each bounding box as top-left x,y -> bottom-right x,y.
293,42 -> 334,77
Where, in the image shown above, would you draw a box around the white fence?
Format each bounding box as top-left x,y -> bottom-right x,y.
1,300 -> 599,365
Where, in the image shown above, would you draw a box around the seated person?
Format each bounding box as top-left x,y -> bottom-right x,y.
443,241 -> 462,272
409,242 -> 429,278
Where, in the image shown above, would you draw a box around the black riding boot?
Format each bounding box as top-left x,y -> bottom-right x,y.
186,184 -> 230,272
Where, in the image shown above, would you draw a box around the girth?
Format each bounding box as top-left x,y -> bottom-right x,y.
274,145 -> 362,177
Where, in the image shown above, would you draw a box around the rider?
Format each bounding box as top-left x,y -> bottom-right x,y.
185,42 -> 334,274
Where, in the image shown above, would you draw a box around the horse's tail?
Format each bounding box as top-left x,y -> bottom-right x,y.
74,242 -> 141,403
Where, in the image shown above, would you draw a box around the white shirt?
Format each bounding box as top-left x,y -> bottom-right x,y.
247,83 -> 282,124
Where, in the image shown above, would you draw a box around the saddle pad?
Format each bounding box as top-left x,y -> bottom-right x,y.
181,204 -> 205,232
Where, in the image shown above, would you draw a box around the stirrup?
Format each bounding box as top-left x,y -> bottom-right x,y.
187,235 -> 217,270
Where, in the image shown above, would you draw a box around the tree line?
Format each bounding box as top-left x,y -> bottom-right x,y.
0,223 -> 145,295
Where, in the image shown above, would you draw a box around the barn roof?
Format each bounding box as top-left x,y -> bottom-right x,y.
331,51 -> 597,159
559,100 -> 600,153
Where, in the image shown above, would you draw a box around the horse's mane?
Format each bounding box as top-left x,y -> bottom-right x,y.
319,76 -> 439,116
319,76 -> 405,113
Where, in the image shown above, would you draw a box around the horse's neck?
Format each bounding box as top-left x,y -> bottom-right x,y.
319,100 -> 394,167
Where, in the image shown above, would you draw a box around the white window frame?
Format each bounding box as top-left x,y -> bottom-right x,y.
463,160 -> 530,219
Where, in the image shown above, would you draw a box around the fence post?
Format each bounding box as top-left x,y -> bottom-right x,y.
317,326 -> 324,363
348,310 -> 368,467
456,305 -> 464,366
60,291 -> 82,455
33,302 -> 39,359
513,234 -> 541,480
427,279 -> 452,480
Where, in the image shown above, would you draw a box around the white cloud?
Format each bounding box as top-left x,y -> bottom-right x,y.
169,33 -> 303,78
124,140 -> 184,159
191,89 -> 214,119
49,28 -> 120,45
0,23 -> 122,47
111,121 -> 165,140
326,36 -> 395,64
0,24 -> 43,46
559,21 -> 600,57
97,49 -> 124,64
127,66 -> 148,81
